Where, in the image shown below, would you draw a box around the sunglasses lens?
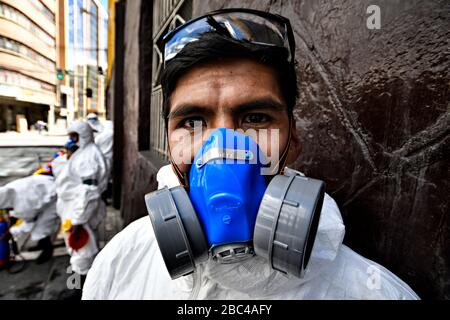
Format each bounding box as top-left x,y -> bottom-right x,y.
164,11 -> 292,64
165,19 -> 215,61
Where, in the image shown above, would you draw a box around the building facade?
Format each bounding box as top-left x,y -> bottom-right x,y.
108,0 -> 449,299
0,0 -> 108,133
58,0 -> 108,126
0,0 -> 58,132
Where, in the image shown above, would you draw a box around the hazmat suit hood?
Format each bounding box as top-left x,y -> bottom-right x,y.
87,120 -> 104,134
0,175 -> 56,221
86,113 -> 104,133
68,120 -> 94,149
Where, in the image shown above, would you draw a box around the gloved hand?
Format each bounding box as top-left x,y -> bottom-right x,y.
67,224 -> 89,251
71,225 -> 84,242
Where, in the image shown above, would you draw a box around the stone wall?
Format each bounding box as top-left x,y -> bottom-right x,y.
115,0 -> 449,299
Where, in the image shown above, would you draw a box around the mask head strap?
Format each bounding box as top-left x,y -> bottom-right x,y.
270,115 -> 293,176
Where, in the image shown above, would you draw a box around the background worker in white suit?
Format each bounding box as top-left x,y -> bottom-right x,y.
0,169 -> 59,264
54,120 -> 107,293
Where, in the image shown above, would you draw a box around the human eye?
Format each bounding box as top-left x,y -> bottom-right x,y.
182,117 -> 206,129
242,113 -> 272,125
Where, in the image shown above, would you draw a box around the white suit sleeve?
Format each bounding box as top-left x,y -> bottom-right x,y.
69,184 -> 101,225
69,151 -> 105,225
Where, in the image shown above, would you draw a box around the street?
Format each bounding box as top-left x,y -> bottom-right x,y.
0,131 -> 66,185
0,131 -> 122,300
0,205 -> 122,300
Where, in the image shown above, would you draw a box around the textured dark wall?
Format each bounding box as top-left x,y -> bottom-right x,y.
118,0 -> 161,225
117,0 -> 449,298
195,0 -> 450,299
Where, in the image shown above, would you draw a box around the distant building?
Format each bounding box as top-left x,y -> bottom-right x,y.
58,0 -> 108,126
0,0 -> 58,132
0,0 -> 108,133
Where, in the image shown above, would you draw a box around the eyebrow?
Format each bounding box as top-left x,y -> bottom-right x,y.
168,105 -> 215,119
168,97 -> 286,120
231,98 -> 286,116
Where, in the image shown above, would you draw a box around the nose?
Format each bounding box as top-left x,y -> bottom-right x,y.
211,113 -> 236,130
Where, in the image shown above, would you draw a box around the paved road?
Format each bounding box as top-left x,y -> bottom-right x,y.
0,132 -> 66,186
0,131 -> 124,299
0,131 -> 67,147
0,206 -> 123,300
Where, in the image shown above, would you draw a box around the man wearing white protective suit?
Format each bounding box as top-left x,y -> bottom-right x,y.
86,113 -> 104,135
54,120 -> 107,286
0,172 -> 59,264
93,120 -> 113,177
86,114 -> 113,166
83,9 -> 419,299
86,117 -> 114,203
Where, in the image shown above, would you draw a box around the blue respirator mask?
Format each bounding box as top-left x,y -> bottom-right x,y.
64,138 -> 79,153
145,128 -> 325,279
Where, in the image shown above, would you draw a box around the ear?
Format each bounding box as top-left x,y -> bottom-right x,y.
285,120 -> 301,165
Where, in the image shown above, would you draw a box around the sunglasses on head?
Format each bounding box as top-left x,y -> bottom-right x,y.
163,8 -> 296,66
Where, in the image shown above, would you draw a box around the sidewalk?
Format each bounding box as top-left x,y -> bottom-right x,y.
0,131 -> 67,147
0,205 -> 123,300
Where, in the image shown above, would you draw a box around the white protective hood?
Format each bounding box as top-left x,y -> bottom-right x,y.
0,174 -> 56,221
68,120 -> 95,149
86,113 -> 104,134
66,120 -> 108,193
83,165 -> 419,300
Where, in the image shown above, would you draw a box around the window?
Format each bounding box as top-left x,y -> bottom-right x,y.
89,0 -> 98,63
76,65 -> 84,117
0,36 -> 55,70
150,0 -> 192,158
67,0 -> 75,70
75,0 -> 84,62
87,65 -> 98,109
0,68 -> 55,92
0,2 -> 55,47
28,0 -> 55,22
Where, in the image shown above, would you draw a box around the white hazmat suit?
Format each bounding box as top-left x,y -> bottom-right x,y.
86,113 -> 104,134
54,120 -> 108,275
0,174 -> 59,242
94,120 -> 113,176
82,164 -> 419,300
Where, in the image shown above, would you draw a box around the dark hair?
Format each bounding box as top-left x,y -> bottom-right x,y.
161,32 -> 298,124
